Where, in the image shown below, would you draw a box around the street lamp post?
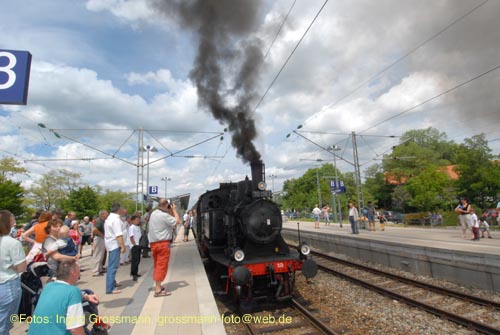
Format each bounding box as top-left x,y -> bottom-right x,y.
162,177 -> 171,199
316,168 -> 322,208
270,174 -> 277,193
144,145 -> 158,201
328,145 -> 342,224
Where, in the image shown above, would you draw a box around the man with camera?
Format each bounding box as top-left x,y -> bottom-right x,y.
147,198 -> 180,297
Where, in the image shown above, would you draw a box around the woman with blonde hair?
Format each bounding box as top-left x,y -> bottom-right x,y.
22,211 -> 53,263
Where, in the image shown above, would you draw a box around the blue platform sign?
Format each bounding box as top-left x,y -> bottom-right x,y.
330,180 -> 346,194
0,49 -> 32,105
149,186 -> 158,195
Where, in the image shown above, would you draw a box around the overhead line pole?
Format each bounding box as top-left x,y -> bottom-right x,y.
136,128 -> 144,212
352,131 -> 364,222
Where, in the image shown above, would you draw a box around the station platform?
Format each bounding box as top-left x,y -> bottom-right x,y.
282,220 -> 500,292
11,231 -> 226,335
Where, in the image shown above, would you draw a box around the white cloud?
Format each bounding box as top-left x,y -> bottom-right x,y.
86,0 -> 157,23
127,69 -> 176,88
378,72 -> 447,112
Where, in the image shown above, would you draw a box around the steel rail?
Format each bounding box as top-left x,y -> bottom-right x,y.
311,250 -> 500,310
314,254 -> 500,335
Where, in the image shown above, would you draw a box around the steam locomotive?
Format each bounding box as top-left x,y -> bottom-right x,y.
195,163 -> 317,303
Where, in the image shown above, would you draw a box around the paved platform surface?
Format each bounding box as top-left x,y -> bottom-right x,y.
283,220 -> 499,255
11,231 -> 226,335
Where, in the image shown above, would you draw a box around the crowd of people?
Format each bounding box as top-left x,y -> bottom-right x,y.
310,195 -> 499,238
312,201 -> 385,233
0,199 -> 192,334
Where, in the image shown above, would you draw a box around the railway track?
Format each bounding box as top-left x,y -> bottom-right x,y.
310,249 -> 500,335
242,299 -> 339,335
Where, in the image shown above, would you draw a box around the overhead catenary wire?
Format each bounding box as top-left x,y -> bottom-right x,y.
253,0 -> 329,113
293,0 -> 490,132
263,0 -> 297,60
359,64 -> 500,134
0,149 -> 52,170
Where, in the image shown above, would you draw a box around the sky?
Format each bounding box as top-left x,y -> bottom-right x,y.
1,0 -> 499,208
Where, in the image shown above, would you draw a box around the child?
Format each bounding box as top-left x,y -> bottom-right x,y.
379,214 -> 386,231
69,220 -> 82,251
470,210 -> 480,241
479,217 -> 492,239
128,215 -> 142,281
50,225 -> 78,256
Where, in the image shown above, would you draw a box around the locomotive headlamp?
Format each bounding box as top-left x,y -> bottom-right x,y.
257,181 -> 267,191
298,242 -> 311,256
233,248 -> 245,262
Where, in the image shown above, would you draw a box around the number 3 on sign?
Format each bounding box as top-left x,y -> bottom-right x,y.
0,52 -> 17,90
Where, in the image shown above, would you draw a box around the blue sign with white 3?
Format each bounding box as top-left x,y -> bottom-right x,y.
0,49 -> 32,105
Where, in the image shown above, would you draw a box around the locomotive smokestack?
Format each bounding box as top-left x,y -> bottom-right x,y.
251,161 -> 265,189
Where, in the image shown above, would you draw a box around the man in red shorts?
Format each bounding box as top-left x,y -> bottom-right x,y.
147,198 -> 180,297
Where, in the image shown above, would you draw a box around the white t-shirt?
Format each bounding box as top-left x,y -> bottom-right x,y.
470,213 -> 479,228
0,235 -> 25,283
312,207 -> 321,215
128,224 -> 142,246
349,207 -> 359,220
104,212 -> 123,251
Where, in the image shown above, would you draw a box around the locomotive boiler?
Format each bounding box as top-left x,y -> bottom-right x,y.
195,162 -> 317,303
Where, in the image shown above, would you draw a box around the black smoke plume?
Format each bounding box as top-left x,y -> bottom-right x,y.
152,0 -> 264,164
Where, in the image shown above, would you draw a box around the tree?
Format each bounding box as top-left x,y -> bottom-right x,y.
97,189 -> 136,214
391,185 -> 412,213
29,169 -> 83,210
453,134 -> 500,207
67,186 -> 99,218
405,166 -> 453,211
0,175 -> 25,216
384,128 -> 456,181
363,164 -> 392,209
282,164 -> 345,212
0,157 -> 28,179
